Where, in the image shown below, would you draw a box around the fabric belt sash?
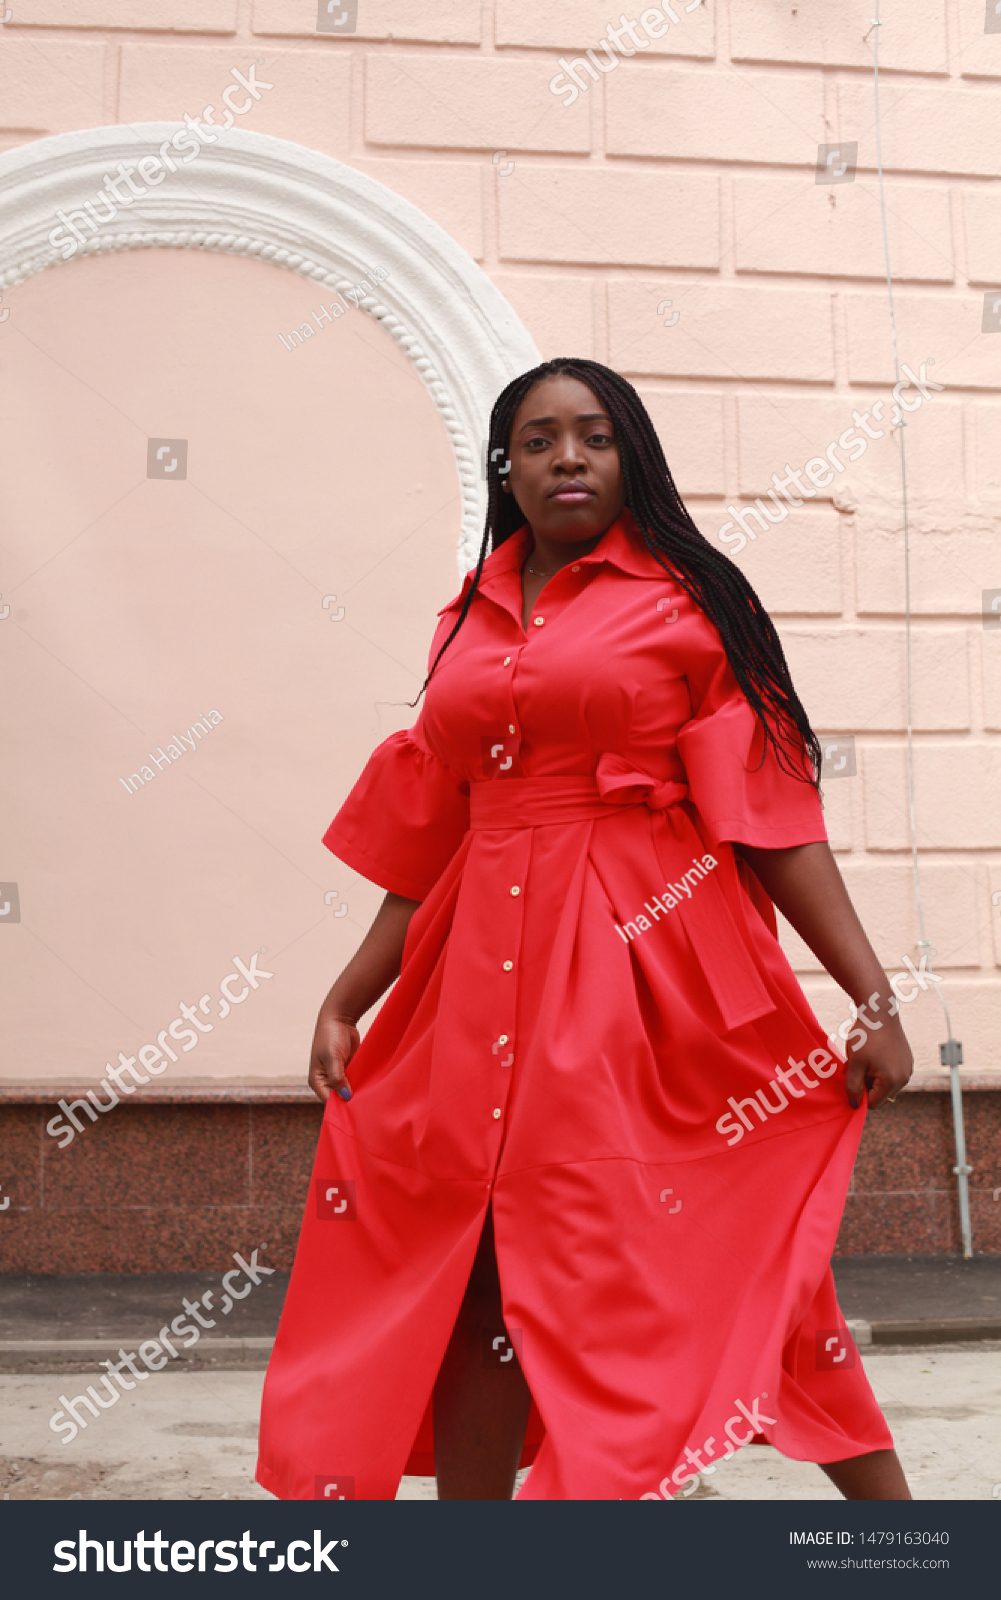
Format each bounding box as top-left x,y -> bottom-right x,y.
469,775 -> 627,830
468,772 -> 774,1033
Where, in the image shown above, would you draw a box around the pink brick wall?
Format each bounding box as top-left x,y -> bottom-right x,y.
2,0 -> 999,1082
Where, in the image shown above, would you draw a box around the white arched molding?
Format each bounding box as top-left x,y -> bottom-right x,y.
0,124 -> 541,573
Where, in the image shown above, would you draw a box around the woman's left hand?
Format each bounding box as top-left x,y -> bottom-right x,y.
843,1014 -> 914,1111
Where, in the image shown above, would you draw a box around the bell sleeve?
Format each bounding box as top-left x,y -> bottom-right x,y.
322,716 -> 470,902
675,612 -> 828,851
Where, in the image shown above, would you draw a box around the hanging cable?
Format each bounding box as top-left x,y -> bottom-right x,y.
871,0 -> 973,1256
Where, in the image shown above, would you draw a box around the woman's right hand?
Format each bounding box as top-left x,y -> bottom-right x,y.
308,1011 -> 360,1104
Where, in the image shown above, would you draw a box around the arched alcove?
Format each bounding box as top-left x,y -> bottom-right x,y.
0,127 -> 539,1091
0,123 -> 541,571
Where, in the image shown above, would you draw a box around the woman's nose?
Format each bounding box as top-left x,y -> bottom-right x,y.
553,434 -> 586,470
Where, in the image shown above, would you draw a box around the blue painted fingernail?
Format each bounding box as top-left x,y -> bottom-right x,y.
847,1095 -> 860,1110
337,1084 -> 352,1101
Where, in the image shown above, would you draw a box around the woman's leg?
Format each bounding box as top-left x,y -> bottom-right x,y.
433,1206 -> 532,1500
819,1447 -> 912,1499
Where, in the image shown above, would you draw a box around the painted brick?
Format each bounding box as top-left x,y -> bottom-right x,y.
606,65 -> 824,164
608,283 -> 835,381
733,175 -> 953,283
959,11 -> 1001,80
0,39 -> 105,132
779,861 -> 981,974
737,395 -> 844,501
963,188 -> 1001,285
635,389 -> 725,497
983,636 -> 1001,734
782,627 -> 971,734
820,778 -> 853,853
855,524 -> 999,618
488,273 -> 594,359
495,0 -> 714,60
498,167 -> 719,268
353,157 -> 484,260
991,866 -> 1001,964
840,399 -> 964,511
863,744 -> 1001,850
842,861 -> 981,972
845,292 -> 997,390
118,46 -> 351,160
730,0 -> 948,73
803,977 -> 1001,1079
7,0 -> 237,29
973,404 -> 1001,496
364,54 -> 590,153
947,983 -> 1001,1076
733,506 -> 843,617
737,394 -> 964,511
838,79 -> 1001,178
252,0 -> 481,43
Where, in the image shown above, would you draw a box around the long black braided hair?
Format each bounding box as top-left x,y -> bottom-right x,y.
414,358 -> 822,788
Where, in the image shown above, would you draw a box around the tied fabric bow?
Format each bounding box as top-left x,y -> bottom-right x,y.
595,752 -> 690,812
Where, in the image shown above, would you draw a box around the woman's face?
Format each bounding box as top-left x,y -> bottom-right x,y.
503,374 -> 625,544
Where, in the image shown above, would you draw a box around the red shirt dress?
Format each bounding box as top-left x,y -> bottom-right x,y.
256,510 -> 892,1502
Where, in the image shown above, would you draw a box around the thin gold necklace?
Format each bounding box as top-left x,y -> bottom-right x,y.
524,552 -> 562,577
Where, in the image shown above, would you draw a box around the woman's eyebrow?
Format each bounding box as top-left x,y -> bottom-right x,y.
516,413 -> 613,431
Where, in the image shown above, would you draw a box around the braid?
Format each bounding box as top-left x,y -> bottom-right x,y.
413,358 -> 822,788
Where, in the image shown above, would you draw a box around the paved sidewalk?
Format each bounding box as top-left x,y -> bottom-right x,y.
4,1256 -> 1001,1359
0,1271 -> 290,1343
1,1348 -> 999,1501
2,1259 -> 1000,1502
833,1256 -> 1001,1322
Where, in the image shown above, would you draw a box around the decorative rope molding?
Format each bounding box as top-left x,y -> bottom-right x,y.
0,126 -> 540,573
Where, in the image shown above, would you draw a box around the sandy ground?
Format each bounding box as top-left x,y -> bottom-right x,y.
2,1347 -> 999,1502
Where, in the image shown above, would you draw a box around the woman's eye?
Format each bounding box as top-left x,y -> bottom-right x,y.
587,433 -> 615,447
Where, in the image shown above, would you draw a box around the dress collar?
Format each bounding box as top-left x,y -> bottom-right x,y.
437,509 -> 663,615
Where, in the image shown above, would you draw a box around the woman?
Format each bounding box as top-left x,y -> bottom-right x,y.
257,358 -> 913,1502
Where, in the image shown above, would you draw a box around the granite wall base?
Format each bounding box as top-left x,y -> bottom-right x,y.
0,1084 -> 998,1272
